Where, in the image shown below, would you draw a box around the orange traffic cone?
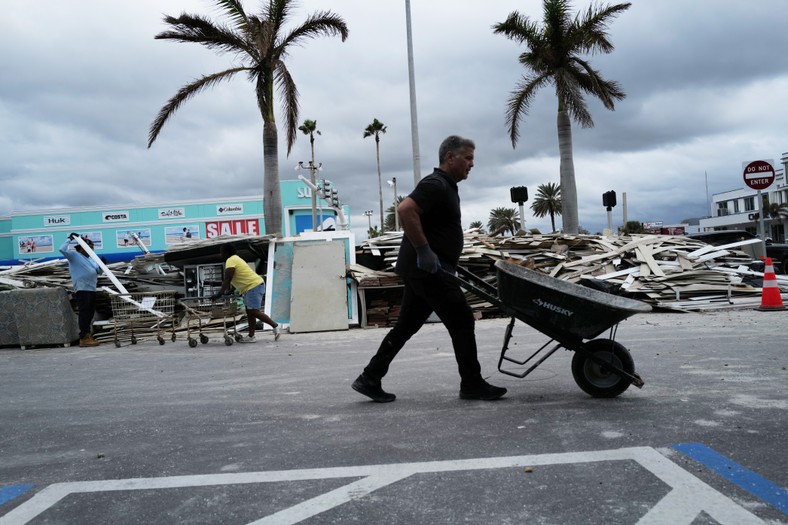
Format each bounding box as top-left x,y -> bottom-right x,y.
757,257 -> 786,311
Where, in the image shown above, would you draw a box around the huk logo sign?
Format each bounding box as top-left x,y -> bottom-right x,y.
216,204 -> 243,215
44,215 -> 71,226
102,211 -> 130,223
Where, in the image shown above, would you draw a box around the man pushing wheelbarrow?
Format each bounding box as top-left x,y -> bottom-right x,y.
352,135 -> 507,403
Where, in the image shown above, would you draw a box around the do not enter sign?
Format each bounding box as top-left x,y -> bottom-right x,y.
743,159 -> 775,190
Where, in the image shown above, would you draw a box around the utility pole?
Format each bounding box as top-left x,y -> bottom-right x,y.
296,161 -> 321,230
387,177 -> 399,231
405,0 -> 421,186
364,210 -> 374,234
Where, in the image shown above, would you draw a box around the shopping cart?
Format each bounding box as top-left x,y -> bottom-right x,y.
178,296 -> 243,347
109,291 -> 177,347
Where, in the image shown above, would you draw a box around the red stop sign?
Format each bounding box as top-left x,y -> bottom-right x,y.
743,160 -> 775,190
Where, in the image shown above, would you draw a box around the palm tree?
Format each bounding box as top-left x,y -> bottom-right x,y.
469,220 -> 485,232
367,225 -> 381,239
148,1 -> 348,237
363,118 -> 387,234
493,0 -> 630,234
487,207 -> 521,236
298,119 -> 321,229
384,196 -> 405,233
531,182 -> 562,232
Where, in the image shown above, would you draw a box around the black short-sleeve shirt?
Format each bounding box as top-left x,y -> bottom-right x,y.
395,168 -> 463,276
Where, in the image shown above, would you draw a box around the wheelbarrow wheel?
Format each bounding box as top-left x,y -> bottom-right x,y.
571,339 -> 634,398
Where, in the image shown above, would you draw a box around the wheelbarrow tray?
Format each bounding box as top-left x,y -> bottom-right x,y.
495,260 -> 651,341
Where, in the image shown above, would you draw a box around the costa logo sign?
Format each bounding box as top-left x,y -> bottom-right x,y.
102,211 -> 130,223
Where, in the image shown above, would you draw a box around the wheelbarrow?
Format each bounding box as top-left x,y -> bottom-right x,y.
445,259 -> 652,398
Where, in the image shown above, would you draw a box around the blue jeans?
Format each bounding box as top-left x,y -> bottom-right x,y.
242,283 -> 265,310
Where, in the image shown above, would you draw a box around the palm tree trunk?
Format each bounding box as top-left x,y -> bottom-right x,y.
263,121 -> 282,236
557,109 -> 578,234
376,138 -> 384,233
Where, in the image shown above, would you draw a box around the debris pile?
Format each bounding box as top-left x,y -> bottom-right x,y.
352,230 -> 788,318
2,231 -> 786,343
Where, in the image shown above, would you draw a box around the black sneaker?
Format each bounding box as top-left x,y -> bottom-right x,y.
459,380 -> 507,400
352,374 -> 396,403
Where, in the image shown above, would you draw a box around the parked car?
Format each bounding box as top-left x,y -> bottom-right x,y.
687,230 -> 788,274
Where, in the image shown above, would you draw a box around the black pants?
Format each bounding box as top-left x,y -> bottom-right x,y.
75,290 -> 96,339
363,271 -> 483,387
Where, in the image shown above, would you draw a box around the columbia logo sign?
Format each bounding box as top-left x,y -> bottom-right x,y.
103,212 -> 130,223
217,205 -> 244,215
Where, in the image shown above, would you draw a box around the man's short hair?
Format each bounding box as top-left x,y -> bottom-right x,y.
438,135 -> 475,164
220,244 -> 237,256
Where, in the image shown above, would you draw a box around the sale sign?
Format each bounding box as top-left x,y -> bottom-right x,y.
205,219 -> 260,238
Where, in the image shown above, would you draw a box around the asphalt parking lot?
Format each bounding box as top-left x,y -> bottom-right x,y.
1,307 -> 786,524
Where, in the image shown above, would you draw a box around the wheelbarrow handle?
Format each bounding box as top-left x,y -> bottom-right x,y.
440,267 -> 514,315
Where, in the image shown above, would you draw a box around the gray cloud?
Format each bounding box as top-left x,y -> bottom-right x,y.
2,0 -> 786,238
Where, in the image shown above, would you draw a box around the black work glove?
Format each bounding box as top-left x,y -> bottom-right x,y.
415,244 -> 440,274
68,232 -> 79,241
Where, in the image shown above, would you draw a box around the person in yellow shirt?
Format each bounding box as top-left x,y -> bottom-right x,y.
214,244 -> 280,342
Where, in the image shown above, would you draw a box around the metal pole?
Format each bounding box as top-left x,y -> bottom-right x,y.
607,207 -> 613,234
405,0 -> 421,186
518,202 -> 525,233
364,210 -> 373,234
758,189 -> 767,249
622,192 -> 628,226
393,177 -> 399,231
309,162 -> 317,230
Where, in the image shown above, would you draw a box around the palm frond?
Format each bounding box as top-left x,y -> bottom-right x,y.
278,11 -> 349,56
156,14 -> 251,57
274,60 -> 300,155
148,67 -> 249,148
505,74 -> 547,147
215,0 -> 249,29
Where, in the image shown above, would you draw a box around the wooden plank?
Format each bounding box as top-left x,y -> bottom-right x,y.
635,245 -> 666,277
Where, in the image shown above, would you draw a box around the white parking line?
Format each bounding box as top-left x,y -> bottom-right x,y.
0,447 -> 765,525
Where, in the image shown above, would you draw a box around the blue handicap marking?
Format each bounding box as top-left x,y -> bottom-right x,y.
673,442 -> 787,515
0,484 -> 34,507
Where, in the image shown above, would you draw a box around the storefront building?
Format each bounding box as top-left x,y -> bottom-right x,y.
0,179 -> 347,266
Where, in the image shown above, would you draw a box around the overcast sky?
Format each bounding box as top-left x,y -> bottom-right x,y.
2,0 -> 787,238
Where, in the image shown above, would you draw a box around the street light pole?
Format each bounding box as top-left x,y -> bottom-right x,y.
296,161 -> 322,230
405,0 -> 421,186
387,177 -> 399,231
364,210 -> 374,234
